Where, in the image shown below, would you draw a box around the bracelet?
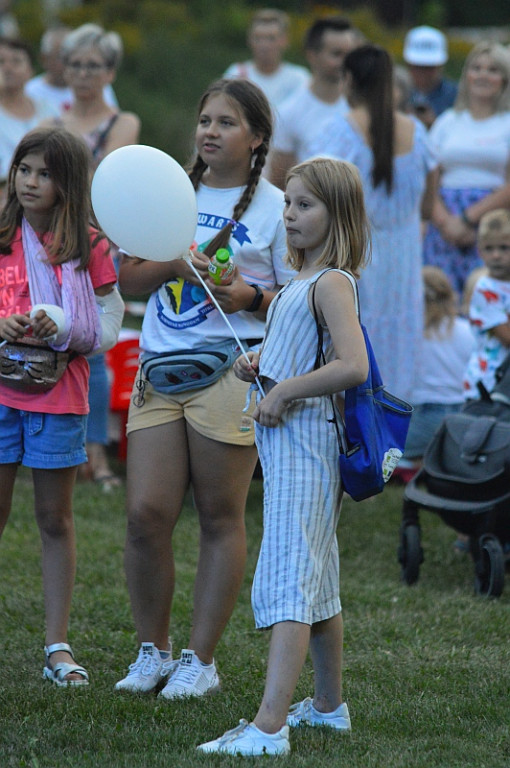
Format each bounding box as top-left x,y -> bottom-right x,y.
461,209 -> 477,228
245,284 -> 264,312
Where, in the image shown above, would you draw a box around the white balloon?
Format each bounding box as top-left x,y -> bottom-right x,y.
91,145 -> 197,261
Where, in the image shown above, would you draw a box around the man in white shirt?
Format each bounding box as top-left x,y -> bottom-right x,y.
223,8 -> 309,115
269,16 -> 361,189
25,25 -> 118,114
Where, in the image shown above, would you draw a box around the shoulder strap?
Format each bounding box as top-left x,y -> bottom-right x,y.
311,269 -> 360,371
91,113 -> 119,160
310,271 -> 346,452
311,278 -> 325,372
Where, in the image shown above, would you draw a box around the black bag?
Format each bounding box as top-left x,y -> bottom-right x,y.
424,413 -> 510,501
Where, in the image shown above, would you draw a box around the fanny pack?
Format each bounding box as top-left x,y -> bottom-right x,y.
0,342 -> 71,393
140,339 -> 257,396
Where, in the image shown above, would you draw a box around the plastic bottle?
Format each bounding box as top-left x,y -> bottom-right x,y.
208,248 -> 234,285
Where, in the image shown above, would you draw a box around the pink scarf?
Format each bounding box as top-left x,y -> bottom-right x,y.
22,217 -> 101,355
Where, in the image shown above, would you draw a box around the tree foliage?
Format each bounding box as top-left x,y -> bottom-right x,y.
14,1 -> 508,162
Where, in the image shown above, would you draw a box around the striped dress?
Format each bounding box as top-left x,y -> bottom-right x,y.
253,271 -> 343,629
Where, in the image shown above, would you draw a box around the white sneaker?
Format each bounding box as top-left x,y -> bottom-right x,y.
115,641 -> 171,693
286,697 -> 351,731
158,649 -> 220,700
197,719 -> 290,756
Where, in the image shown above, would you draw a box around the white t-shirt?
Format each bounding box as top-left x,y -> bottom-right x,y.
272,85 -> 349,163
412,317 -> 475,404
140,178 -> 294,354
223,60 -> 310,113
428,109 -> 510,189
25,75 -> 118,114
0,99 -> 59,181
464,274 -> 510,399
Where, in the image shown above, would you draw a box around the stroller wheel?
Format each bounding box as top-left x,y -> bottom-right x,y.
398,524 -> 423,585
473,535 -> 505,598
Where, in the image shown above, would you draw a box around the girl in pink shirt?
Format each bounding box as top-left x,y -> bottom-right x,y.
0,127 -> 118,687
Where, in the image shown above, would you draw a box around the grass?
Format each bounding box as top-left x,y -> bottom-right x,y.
1,466 -> 509,768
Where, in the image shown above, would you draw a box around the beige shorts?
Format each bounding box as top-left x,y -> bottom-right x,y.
126,365 -> 256,446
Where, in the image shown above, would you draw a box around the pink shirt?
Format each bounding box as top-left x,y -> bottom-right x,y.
0,228 -> 117,414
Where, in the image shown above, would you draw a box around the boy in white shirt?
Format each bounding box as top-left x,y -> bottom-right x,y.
464,209 -> 510,400
270,16 -> 360,189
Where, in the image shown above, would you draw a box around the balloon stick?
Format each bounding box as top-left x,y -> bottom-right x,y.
184,252 -> 265,399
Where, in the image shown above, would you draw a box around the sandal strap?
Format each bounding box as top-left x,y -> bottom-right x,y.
51,661 -> 89,684
45,642 -> 74,660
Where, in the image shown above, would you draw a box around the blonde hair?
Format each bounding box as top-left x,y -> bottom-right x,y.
422,266 -> 457,337
455,42 -> 510,113
285,157 -> 371,276
478,208 -> 510,243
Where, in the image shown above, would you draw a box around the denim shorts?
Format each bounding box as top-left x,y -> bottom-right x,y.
0,405 -> 88,469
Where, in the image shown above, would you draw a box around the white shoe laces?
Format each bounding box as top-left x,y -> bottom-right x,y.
216,719 -> 250,746
167,660 -> 201,688
288,697 -> 313,719
160,659 -> 179,678
127,648 -> 160,678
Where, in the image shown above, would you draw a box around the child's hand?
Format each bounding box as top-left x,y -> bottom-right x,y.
0,313 -> 32,343
208,271 -> 256,314
184,248 -> 210,286
233,350 -> 259,382
253,384 -> 289,427
30,309 -> 58,340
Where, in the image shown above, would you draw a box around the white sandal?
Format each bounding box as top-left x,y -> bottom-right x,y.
43,642 -> 89,687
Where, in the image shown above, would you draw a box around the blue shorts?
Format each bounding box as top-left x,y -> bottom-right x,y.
0,405 -> 88,469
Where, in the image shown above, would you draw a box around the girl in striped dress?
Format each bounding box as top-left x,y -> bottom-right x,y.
198,157 -> 370,756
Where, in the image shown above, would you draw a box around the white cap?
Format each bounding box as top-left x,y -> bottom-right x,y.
403,26 -> 448,66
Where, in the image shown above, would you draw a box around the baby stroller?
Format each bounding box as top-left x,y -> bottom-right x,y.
398,356 -> 510,598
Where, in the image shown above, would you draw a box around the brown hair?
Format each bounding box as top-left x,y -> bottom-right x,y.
250,8 -> 290,34
0,36 -> 34,66
0,127 -> 97,267
187,78 -> 272,257
343,44 -> 395,192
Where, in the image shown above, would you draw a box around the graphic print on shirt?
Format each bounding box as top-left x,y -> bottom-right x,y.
155,212 -> 250,331
0,254 -> 30,317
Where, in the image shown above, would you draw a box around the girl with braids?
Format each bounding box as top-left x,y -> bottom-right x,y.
116,79 -> 294,698
310,44 -> 437,402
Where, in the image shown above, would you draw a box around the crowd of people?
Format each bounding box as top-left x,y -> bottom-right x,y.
1,4 -> 510,758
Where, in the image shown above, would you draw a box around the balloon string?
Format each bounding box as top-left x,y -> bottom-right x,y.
185,254 -> 265,399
